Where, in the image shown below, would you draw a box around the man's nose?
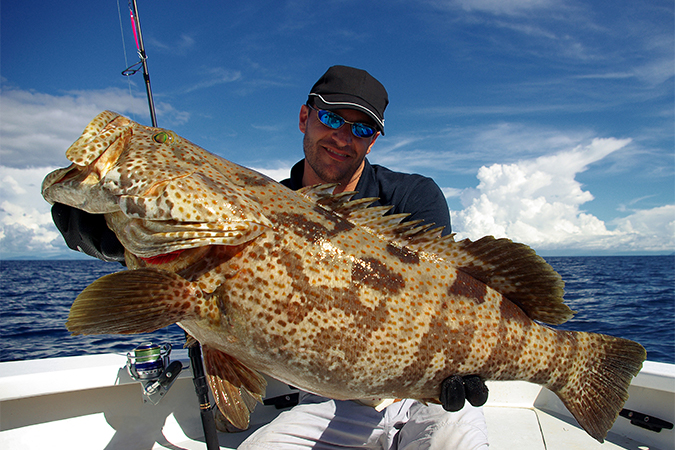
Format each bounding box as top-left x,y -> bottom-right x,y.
332,123 -> 353,145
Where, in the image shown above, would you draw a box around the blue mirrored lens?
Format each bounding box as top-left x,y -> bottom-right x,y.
318,110 -> 344,129
351,123 -> 375,138
317,110 -> 375,138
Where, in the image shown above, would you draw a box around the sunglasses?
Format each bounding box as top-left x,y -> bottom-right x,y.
307,104 -> 377,138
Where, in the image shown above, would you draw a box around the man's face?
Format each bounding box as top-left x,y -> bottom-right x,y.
299,104 -> 379,190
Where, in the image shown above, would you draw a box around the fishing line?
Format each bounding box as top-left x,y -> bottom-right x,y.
116,0 -> 135,113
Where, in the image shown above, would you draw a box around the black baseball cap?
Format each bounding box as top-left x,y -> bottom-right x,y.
308,65 -> 388,134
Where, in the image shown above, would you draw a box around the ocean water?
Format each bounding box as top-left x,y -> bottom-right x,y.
0,259 -> 185,362
0,256 -> 673,364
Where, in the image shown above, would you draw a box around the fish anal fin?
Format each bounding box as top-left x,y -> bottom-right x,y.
552,333 -> 646,442
66,268 -> 203,335
203,345 -> 267,430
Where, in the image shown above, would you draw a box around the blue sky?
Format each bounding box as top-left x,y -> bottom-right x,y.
1,0 -> 673,258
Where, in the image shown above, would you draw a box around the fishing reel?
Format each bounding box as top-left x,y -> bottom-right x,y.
126,342 -> 184,405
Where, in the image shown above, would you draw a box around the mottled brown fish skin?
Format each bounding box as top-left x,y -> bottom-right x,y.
45,111 -> 646,442
177,224 -> 585,402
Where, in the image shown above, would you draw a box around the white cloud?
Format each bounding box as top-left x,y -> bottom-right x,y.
429,0 -> 557,16
0,84 -> 671,258
372,122 -> 597,175
0,166 -> 66,258
441,187 -> 463,198
611,205 -> 675,252
250,165 -> 293,182
146,33 -> 196,55
0,85 -> 189,168
449,137 -> 674,252
184,67 -> 242,93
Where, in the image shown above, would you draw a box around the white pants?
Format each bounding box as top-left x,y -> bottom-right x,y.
239,392 -> 489,450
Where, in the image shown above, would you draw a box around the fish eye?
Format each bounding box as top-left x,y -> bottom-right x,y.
152,131 -> 172,144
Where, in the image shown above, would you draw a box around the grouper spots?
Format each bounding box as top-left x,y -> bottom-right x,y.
275,213 -> 328,244
447,270 -> 487,305
352,257 -> 405,295
475,297 -> 532,378
123,197 -> 148,217
386,244 -> 420,265
237,173 -> 271,186
271,210 -> 355,245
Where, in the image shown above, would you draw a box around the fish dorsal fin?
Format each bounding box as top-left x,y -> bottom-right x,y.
298,185 -> 376,213
402,231 -> 572,325
440,236 -> 571,325
299,185 -> 446,243
303,186 -> 572,325
350,209 -> 571,322
203,344 -> 267,430
297,183 -> 340,201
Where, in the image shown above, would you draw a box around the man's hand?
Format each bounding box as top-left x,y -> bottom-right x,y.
440,375 -> 489,411
51,203 -> 126,264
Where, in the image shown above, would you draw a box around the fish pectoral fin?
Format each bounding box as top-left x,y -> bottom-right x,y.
203,345 -> 267,430
66,268 -> 203,335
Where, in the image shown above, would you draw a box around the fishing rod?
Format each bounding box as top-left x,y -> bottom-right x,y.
187,339 -> 221,450
123,0 -> 158,127
121,3 -> 220,448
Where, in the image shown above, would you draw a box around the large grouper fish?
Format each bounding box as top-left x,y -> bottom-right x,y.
42,111 -> 646,442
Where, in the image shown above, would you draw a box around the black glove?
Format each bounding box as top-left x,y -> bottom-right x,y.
51,203 -> 126,264
440,375 -> 489,411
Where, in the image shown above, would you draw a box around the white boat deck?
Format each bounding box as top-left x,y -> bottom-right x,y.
1,351 -> 672,449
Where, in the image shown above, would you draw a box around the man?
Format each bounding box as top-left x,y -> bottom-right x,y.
238,66 -> 489,449
51,65 -> 489,449
280,66 -> 451,231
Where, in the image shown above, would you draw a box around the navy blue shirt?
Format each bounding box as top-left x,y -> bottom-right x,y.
281,158 -> 451,235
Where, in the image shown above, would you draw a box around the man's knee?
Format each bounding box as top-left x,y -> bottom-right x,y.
396,403 -> 488,450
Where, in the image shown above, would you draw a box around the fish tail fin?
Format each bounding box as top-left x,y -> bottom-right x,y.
66,268 -> 204,335
552,333 -> 646,443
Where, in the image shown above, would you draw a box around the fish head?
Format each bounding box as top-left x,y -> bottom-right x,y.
43,111 -> 273,263
42,111 -> 134,212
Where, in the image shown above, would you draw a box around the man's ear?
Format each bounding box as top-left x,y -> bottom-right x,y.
299,104 -> 309,133
365,132 -> 379,155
